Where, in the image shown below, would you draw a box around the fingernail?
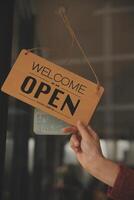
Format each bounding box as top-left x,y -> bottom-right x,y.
61,128 -> 70,134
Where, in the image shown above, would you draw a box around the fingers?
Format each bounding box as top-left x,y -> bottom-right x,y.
88,126 -> 99,140
62,121 -> 99,142
70,134 -> 81,153
70,134 -> 80,147
76,120 -> 92,139
62,126 -> 78,134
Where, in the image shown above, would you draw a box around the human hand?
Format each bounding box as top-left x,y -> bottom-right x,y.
63,121 -> 120,187
63,120 -> 104,173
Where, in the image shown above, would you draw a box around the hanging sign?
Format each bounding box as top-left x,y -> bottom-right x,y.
1,49 -> 104,126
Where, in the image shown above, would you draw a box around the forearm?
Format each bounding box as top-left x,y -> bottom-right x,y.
87,157 -> 120,187
67,122 -> 120,187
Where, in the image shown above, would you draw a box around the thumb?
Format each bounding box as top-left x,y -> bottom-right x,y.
76,120 -> 91,139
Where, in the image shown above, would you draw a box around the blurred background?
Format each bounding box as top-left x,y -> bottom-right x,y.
0,0 -> 134,199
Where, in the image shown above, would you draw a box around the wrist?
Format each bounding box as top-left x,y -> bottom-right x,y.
86,156 -> 120,187
86,155 -> 106,174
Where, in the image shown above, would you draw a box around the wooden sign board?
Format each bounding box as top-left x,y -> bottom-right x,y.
1,49 -> 104,126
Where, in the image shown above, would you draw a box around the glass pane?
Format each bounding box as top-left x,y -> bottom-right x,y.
2,1 -> 134,200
